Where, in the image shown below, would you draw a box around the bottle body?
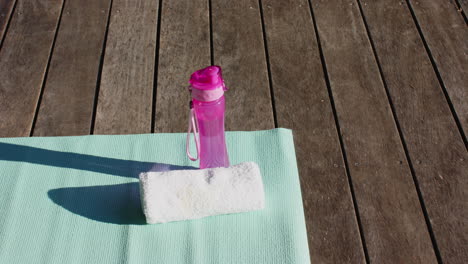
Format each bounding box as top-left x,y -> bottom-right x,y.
193,96 -> 230,169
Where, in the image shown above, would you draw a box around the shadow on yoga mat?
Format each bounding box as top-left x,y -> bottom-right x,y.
48,183 -> 147,225
0,142 -> 196,225
0,142 -> 194,178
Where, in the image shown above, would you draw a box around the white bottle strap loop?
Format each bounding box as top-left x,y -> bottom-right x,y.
186,103 -> 200,161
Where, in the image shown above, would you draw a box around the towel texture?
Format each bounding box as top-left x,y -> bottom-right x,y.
140,162 -> 265,224
0,129 -> 310,264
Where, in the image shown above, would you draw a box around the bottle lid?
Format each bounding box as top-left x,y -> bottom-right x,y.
189,66 -> 227,102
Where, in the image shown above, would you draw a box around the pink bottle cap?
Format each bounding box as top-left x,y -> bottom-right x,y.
189,66 -> 227,102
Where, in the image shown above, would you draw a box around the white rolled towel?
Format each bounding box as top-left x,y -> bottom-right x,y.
139,162 -> 265,224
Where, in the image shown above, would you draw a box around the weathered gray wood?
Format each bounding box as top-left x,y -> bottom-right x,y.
312,1 -> 438,263
408,0 -> 468,135
360,0 -> 468,262
260,0 -> 365,262
154,0 -> 210,133
93,0 -> 158,134
211,0 -> 274,130
0,0 -> 15,44
33,0 -> 111,136
0,0 -> 63,137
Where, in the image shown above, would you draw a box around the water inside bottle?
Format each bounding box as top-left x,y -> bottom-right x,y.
193,97 -> 230,169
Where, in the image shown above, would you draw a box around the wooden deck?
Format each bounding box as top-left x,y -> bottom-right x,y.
0,0 -> 467,263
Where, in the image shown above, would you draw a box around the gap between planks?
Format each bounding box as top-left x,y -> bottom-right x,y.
355,0 -> 443,262
150,0 -> 163,133
90,0 -> 114,135
258,0 -> 278,128
405,0 -> 467,147
0,0 -> 17,51
307,1 -> 370,262
29,0 -> 67,136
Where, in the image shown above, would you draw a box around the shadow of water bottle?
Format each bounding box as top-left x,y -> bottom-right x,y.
0,142 -> 196,225
47,162 -> 196,225
48,183 -> 146,225
47,161 -> 195,225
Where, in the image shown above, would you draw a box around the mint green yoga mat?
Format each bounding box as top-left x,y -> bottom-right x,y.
0,129 -> 310,263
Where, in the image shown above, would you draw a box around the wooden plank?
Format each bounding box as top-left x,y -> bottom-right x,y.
260,0 -> 366,262
93,0 -> 158,134
211,0 -> 274,130
0,0 -> 15,43
408,0 -> 468,135
359,0 -> 468,263
312,1 -> 438,263
33,0 -> 111,136
154,0 -> 210,133
0,0 -> 63,137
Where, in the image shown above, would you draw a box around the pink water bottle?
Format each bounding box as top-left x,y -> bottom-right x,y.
186,66 -> 230,169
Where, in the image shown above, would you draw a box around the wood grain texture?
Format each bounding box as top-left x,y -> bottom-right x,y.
33,0 -> 111,136
0,0 -> 15,43
313,0 -> 437,263
0,0 -> 63,137
154,0 -> 210,133
408,0 -> 468,134
93,0 -> 158,134
360,0 -> 468,262
211,0 -> 274,130
261,0 -> 365,262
